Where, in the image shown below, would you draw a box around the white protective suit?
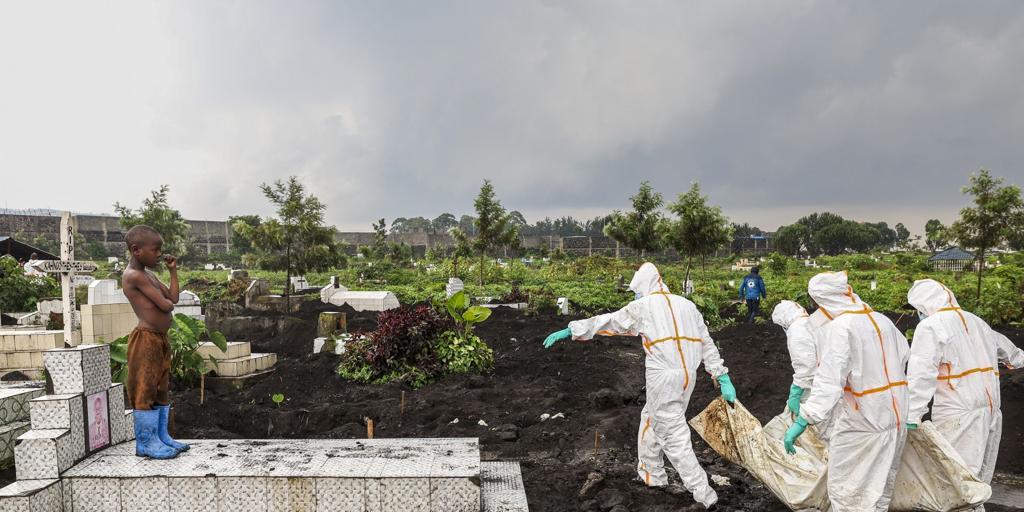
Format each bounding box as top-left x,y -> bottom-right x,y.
906,279 -> 1024,487
800,271 -> 910,512
772,301 -> 816,393
568,262 -> 728,507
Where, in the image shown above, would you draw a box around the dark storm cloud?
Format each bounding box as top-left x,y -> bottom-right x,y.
3,1 -> 1022,232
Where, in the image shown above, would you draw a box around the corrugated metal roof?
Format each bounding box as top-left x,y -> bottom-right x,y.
929,247 -> 975,261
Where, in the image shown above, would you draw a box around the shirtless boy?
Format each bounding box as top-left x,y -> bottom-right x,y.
122,225 -> 189,459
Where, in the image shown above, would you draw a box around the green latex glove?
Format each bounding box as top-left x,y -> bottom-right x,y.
543,327 -> 572,348
784,417 -> 809,454
907,423 -> 918,430
787,385 -> 805,417
717,374 -> 737,403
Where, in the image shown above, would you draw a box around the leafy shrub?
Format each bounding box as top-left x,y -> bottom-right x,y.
436,331 -> 493,374
690,293 -> 731,331
527,286 -> 558,316
109,313 -> 227,385
338,305 -> 451,387
499,286 -> 529,304
338,295 -> 496,388
364,305 -> 451,374
0,255 -> 59,312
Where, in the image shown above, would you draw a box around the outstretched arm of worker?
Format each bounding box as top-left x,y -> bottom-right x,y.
544,302 -> 643,349
993,327 -> 1024,369
906,322 -> 945,426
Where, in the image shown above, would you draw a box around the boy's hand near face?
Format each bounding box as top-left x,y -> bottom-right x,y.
163,255 -> 177,272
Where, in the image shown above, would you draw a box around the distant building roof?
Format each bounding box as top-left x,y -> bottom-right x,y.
929,247 -> 975,261
0,236 -> 59,261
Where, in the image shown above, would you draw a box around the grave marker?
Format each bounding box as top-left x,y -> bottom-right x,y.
33,212 -> 98,346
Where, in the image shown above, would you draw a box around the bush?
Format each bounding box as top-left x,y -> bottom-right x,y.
527,286 -> 557,316
436,331 -> 493,374
0,255 -> 60,312
338,305 -> 452,388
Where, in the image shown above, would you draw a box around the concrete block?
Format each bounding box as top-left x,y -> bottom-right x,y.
30,352 -> 44,368
107,384 -> 129,445
70,477 -> 122,511
196,341 -> 251,361
205,353 -> 276,377
0,420 -> 30,462
0,353 -> 7,368
15,334 -> 35,352
0,478 -> 63,512
11,352 -> 32,368
480,461 -> 529,512
15,428 -> 76,479
0,384 -> 45,424
1,335 -> 14,351
43,345 -> 112,397
29,394 -> 87,463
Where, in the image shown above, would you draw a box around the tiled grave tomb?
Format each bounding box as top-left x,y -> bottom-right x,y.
0,345 -> 529,511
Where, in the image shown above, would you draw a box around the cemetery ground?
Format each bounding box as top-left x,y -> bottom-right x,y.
8,301 -> 1014,511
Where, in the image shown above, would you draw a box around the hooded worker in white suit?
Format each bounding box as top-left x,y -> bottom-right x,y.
542,262 -> 736,508
784,271 -> 910,511
906,279 -> 1024,492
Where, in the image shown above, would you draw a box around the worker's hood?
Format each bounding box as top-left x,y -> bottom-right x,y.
908,279 -> 960,317
629,262 -> 669,297
772,300 -> 808,330
808,271 -> 866,314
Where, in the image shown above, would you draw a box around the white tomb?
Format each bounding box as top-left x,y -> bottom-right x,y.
175,290 -> 203,319
445,278 -> 464,299
86,280 -> 127,306
324,290 -> 400,312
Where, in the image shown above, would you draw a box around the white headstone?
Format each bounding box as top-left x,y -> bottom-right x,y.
87,279 -> 128,305
290,276 -> 311,292
445,278 -> 465,298
106,256 -> 119,264
72,275 -> 95,287
684,280 -> 695,295
556,297 -> 570,315
870,280 -> 878,291
204,264 -> 215,270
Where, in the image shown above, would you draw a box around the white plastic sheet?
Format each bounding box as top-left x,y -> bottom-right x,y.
689,398 -> 991,511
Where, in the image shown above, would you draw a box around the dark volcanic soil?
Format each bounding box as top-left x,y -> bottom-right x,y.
160,305 -> 1024,512
3,304 -> 1018,510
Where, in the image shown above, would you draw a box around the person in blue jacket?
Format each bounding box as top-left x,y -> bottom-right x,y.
739,266 -> 766,323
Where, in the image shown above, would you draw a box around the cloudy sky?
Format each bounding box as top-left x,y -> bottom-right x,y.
1,1 -> 1022,234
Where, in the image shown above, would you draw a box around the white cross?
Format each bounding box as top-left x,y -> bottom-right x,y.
33,211 -> 96,346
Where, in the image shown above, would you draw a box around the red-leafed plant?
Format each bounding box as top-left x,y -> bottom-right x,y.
338,305 -> 453,387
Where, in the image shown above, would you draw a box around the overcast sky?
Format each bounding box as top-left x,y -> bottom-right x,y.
1,1 -> 1022,234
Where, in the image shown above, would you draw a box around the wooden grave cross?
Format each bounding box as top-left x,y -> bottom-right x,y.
32,211 -> 97,346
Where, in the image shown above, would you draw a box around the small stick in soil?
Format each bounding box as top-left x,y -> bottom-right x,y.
367,419 -> 374,439
594,431 -> 600,457
200,374 -> 205,405
400,391 -> 406,416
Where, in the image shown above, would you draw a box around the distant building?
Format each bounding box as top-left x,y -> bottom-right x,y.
928,247 -> 976,272
0,236 -> 58,261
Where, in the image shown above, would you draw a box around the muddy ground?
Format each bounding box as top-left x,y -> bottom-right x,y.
3,303 -> 1020,511
166,303 -> 1024,512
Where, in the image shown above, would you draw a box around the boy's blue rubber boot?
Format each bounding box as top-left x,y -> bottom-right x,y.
155,404 -> 190,452
134,409 -> 178,459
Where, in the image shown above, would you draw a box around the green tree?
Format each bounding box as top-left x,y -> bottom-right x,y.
795,212 -> 845,256
924,219 -> 948,252
234,176 -> 342,297
447,227 -> 475,279
894,223 -> 911,249
949,169 -> 1024,301
114,185 -> 192,259
432,213 -> 458,232
664,183 -> 733,284
471,180 -> 518,285
228,215 -> 261,254
774,223 -> 808,257
603,181 -> 665,260
0,255 -> 59,311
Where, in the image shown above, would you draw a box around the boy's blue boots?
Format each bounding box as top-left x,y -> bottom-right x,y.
134,409 -> 178,459
155,404 -> 190,452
